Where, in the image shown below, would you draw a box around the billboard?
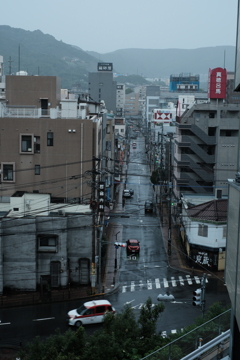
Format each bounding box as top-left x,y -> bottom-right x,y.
153,110 -> 172,123
98,63 -> 113,72
208,67 -> 227,99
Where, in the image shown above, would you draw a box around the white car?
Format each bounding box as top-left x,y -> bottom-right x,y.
67,300 -> 116,327
123,189 -> 132,198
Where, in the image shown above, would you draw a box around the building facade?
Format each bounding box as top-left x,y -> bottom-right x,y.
174,100 -> 240,198
88,62 -> 117,115
0,74 -> 114,203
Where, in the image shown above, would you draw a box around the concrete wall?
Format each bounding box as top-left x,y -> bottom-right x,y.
6,75 -> 61,108
2,218 -> 37,291
0,214 -> 93,292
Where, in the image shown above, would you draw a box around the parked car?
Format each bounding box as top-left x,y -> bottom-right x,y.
145,201 -> 153,213
126,239 -> 140,254
123,189 -> 132,198
67,300 -> 116,327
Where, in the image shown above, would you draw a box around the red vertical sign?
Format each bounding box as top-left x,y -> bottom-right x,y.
208,67 -> 227,99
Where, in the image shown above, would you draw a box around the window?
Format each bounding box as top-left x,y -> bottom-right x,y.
21,135 -> 33,153
95,306 -> 106,314
34,136 -> 40,153
198,224 -> 208,237
3,164 -> 14,181
38,234 -> 58,252
35,165 -> 40,175
47,132 -> 53,146
223,227 -> 227,238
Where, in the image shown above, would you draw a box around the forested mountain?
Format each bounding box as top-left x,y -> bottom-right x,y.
88,46 -> 235,80
0,25 -> 235,89
0,25 -> 98,89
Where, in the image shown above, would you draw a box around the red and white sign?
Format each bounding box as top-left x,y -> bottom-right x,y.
208,67 -> 227,99
153,110 -> 172,123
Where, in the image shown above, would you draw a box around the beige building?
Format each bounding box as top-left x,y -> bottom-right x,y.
0,75 -> 111,203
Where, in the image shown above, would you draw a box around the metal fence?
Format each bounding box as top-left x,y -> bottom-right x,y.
140,309 -> 231,360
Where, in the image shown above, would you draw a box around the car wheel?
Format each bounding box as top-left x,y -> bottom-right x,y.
75,321 -> 82,327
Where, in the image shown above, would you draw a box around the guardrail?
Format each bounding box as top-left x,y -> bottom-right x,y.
140,309 -> 231,360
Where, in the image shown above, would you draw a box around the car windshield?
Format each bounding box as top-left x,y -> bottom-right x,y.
129,241 -> 138,246
76,304 -> 88,315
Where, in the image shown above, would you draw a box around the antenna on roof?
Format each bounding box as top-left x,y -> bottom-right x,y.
8,56 -> 14,75
224,50 -> 226,69
18,45 -> 20,72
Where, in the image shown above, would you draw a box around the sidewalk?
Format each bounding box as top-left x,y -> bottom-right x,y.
102,164 -> 126,294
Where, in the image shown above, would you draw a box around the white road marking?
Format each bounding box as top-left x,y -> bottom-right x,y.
194,276 -> 201,284
122,286 -> 127,293
125,299 -> 135,305
171,277 -> 177,287
186,275 -> 193,285
0,322 -> 11,326
155,278 -> 161,288
33,317 -> 55,322
139,280 -> 144,290
131,281 -> 135,292
163,278 -> 169,288
147,280 -> 152,290
179,276 -> 184,286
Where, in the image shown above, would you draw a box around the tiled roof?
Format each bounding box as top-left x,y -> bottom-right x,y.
186,199 -> 228,222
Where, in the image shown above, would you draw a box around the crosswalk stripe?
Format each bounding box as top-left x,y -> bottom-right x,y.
155,278 -> 161,288
147,280 -> 152,290
121,274 -> 208,293
194,276 -> 201,284
179,276 -> 184,286
186,275 -> 193,285
171,277 -> 177,287
163,278 -> 169,288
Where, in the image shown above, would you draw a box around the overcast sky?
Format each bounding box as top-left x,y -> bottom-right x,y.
2,0 -> 238,53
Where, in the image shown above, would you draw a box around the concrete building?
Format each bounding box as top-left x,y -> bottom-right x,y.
225,2 -> 240,358
116,84 -> 125,117
169,73 -> 200,92
0,192 -> 92,293
0,74 -> 115,204
88,62 -> 117,115
173,100 -> 240,199
180,195 -> 227,271
125,92 -> 140,117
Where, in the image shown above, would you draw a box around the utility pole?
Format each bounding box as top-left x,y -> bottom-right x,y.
91,156 -> 100,294
167,133 -> 173,256
201,273 -> 207,317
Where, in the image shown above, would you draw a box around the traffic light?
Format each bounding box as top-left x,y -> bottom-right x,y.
193,288 -> 202,306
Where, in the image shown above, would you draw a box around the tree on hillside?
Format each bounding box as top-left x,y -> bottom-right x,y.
125,88 -> 134,94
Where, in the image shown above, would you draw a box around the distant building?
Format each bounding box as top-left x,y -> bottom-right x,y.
116,84 -> 125,117
88,62 -> 117,115
169,73 -> 200,92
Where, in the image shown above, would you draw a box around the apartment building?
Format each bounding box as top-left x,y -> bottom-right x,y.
173,96 -> 240,198
0,74 -> 114,204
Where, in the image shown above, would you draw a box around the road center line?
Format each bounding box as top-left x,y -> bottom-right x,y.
0,322 -> 11,326
33,317 -> 55,322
